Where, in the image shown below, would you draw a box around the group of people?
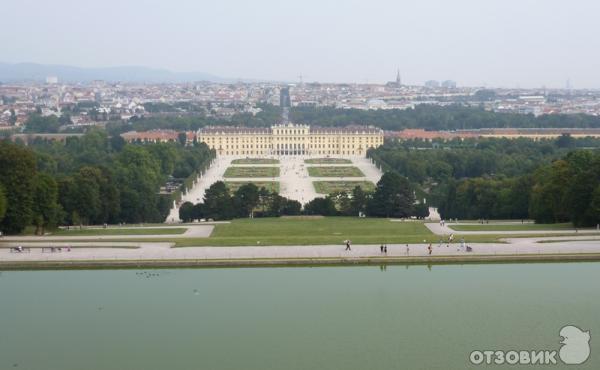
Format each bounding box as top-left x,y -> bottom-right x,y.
45,246 -> 71,253
343,239 -> 471,255
12,245 -> 26,253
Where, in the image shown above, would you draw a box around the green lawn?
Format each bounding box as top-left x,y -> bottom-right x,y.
51,228 -> 187,236
231,158 -> 279,165
175,217 -> 436,246
449,223 -> 579,232
313,181 -> 375,194
307,166 -> 365,177
305,158 -> 352,164
225,181 -> 280,193
223,166 -> 280,178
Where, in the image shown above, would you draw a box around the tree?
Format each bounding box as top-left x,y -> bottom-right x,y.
72,167 -> 102,225
233,183 -> 260,218
367,172 -> 414,218
0,185 -> 6,224
413,203 -> 430,219
304,197 -> 337,216
556,133 -> 575,149
350,186 -> 369,216
32,173 -> 61,234
202,181 -> 234,220
9,109 -> 17,125
24,115 -> 61,133
179,202 -> 195,222
0,141 -> 37,233
281,198 -> 301,215
178,132 -> 188,146
589,186 -> 600,227
529,160 -> 571,223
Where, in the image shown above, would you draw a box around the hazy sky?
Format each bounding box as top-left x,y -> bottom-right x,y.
2,0 -> 599,88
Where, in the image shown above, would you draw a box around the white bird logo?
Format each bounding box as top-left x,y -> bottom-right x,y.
559,325 -> 591,365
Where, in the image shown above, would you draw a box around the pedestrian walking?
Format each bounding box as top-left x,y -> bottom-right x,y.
428,245 -> 432,255
345,240 -> 351,251
380,245 -> 384,253
384,245 -> 388,254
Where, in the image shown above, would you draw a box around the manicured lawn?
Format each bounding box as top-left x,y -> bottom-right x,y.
449,223 -> 579,232
225,181 -> 280,193
307,166 -> 364,177
231,158 -> 279,165
313,181 -> 375,194
223,166 -> 280,178
305,158 -> 352,164
176,217 -> 436,246
52,228 -> 187,236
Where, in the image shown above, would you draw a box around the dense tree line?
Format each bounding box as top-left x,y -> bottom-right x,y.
179,182 -> 302,221
303,172 -> 422,218
0,132 -> 214,234
180,172 -> 422,221
106,104 -> 282,135
370,138 -> 592,184
437,150 -> 600,226
290,105 -> 600,131
25,104 -> 600,137
371,136 -> 600,226
21,112 -> 82,133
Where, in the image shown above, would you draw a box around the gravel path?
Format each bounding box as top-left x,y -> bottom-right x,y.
424,222 -> 600,235
168,155 -> 383,220
2,237 -> 600,263
1,225 -> 214,241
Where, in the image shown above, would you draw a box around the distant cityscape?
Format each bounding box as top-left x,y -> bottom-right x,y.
2,71 -> 600,135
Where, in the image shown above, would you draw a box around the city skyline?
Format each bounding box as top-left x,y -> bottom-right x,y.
2,0 -> 600,88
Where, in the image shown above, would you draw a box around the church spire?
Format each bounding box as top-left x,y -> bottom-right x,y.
396,69 -> 401,86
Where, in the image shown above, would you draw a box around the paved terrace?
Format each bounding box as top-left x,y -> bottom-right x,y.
2,223 -> 600,266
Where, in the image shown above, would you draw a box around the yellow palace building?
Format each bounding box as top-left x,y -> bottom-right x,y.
197,123 -> 384,156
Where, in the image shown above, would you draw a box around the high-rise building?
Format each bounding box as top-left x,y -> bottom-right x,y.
425,80 -> 440,88
441,80 -> 457,89
279,87 -> 291,108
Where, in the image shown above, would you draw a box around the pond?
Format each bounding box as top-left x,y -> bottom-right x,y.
0,263 -> 598,369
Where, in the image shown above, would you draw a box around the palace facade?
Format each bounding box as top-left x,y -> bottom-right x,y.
197,123 -> 384,156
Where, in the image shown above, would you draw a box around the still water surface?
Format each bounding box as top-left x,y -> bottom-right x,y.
0,263 -> 598,370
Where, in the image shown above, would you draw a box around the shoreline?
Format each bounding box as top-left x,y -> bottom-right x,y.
2,252 -> 600,270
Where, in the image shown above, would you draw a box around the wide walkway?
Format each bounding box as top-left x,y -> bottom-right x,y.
424,222 -> 600,235
2,237 -> 600,264
1,225 -> 215,241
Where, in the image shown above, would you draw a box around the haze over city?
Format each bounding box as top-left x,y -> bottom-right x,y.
2,2 -> 600,370
2,0 -> 600,88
